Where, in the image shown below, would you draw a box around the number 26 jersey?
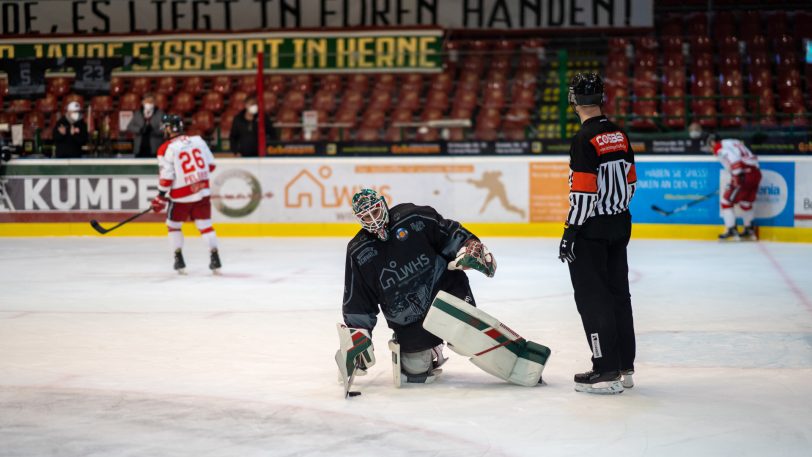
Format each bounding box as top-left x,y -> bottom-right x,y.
156,135 -> 217,203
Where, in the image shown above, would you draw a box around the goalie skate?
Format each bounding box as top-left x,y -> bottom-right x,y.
574,370 -> 624,395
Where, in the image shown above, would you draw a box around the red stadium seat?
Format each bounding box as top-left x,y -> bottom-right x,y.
156,76 -> 177,95
182,76 -> 205,95
740,12 -> 763,42
191,110 -> 215,135
229,91 -> 248,111
35,94 -> 59,114
691,36 -> 713,54
425,90 -> 449,111
318,74 -> 343,92
374,73 -> 396,90
47,77 -> 72,97
660,14 -> 682,36
291,74 -> 313,93
693,101 -> 717,128
109,77 -> 125,96
430,72 -> 453,92
129,77 -> 151,95
266,75 -> 287,94
662,99 -> 686,129
482,89 -> 505,110
421,107 -> 444,122
154,93 -> 169,111
23,111 -> 45,138
361,109 -> 387,129
453,90 -> 478,111
282,91 -> 306,112
119,92 -> 140,111
262,91 -> 278,112
211,76 -> 232,95
397,91 -> 420,111
172,92 -> 196,114
91,95 -> 114,113
340,90 -> 364,113
237,75 -> 257,94
766,12 -> 789,40
313,89 -> 336,113
346,74 -> 369,93
368,90 -> 392,111
202,92 -> 224,112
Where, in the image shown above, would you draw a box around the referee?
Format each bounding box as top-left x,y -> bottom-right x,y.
558,73 -> 637,395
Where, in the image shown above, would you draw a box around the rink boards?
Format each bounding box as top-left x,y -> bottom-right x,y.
1,156 -> 810,242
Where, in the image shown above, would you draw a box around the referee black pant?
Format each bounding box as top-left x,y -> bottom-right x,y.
568,210 -> 635,373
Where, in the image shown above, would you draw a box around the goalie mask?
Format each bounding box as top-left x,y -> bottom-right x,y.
568,72 -> 604,109
352,188 -> 390,241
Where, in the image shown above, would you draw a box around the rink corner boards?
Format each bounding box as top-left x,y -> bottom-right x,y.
1,222 -> 811,242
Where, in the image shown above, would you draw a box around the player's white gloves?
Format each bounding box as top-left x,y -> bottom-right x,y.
448,239 -> 497,278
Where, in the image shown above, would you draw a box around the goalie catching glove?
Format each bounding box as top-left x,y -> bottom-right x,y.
448,239 -> 497,278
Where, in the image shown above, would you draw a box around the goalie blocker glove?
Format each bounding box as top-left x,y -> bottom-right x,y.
448,239 -> 497,277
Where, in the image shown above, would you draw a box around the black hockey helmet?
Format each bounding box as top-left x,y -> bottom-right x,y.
702,131 -> 720,149
161,114 -> 184,134
568,72 -> 604,106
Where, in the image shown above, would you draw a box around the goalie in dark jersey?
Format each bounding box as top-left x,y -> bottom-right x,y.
336,189 -> 550,392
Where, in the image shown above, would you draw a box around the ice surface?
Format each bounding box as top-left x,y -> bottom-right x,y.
1,237 -> 811,456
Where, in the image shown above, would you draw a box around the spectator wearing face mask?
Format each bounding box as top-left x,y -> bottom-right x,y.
53,101 -> 89,158
228,94 -> 275,157
126,93 -> 166,158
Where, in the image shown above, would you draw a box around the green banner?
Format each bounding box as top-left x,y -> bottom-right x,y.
0,29 -> 443,74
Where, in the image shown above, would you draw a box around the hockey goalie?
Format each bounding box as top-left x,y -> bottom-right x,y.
335,189 -> 550,396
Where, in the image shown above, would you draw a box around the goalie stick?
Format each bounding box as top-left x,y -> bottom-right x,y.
335,351 -> 363,398
89,208 -> 152,235
651,190 -> 718,217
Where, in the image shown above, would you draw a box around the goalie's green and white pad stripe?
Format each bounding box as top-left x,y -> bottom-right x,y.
335,324 -> 375,395
423,291 -> 551,387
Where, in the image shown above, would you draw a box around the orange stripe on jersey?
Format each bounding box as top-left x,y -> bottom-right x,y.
571,171 -> 598,193
589,131 -> 629,156
627,164 -> 637,184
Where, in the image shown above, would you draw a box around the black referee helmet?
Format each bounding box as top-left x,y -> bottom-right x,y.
568,72 -> 605,107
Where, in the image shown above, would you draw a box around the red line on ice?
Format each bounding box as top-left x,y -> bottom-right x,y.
758,243 -> 812,316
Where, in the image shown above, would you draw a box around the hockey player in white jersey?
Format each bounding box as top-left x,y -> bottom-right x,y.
705,133 -> 762,241
150,114 -> 222,273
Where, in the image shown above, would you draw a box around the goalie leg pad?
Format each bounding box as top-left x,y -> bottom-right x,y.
423,291 -> 551,387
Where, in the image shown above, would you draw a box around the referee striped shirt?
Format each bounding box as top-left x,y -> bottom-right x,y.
566,116 -> 637,227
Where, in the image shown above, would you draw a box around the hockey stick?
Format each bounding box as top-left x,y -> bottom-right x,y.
651,190 -> 719,216
89,208 -> 152,235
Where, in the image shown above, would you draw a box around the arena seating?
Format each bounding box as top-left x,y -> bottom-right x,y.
1,9 -> 810,148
